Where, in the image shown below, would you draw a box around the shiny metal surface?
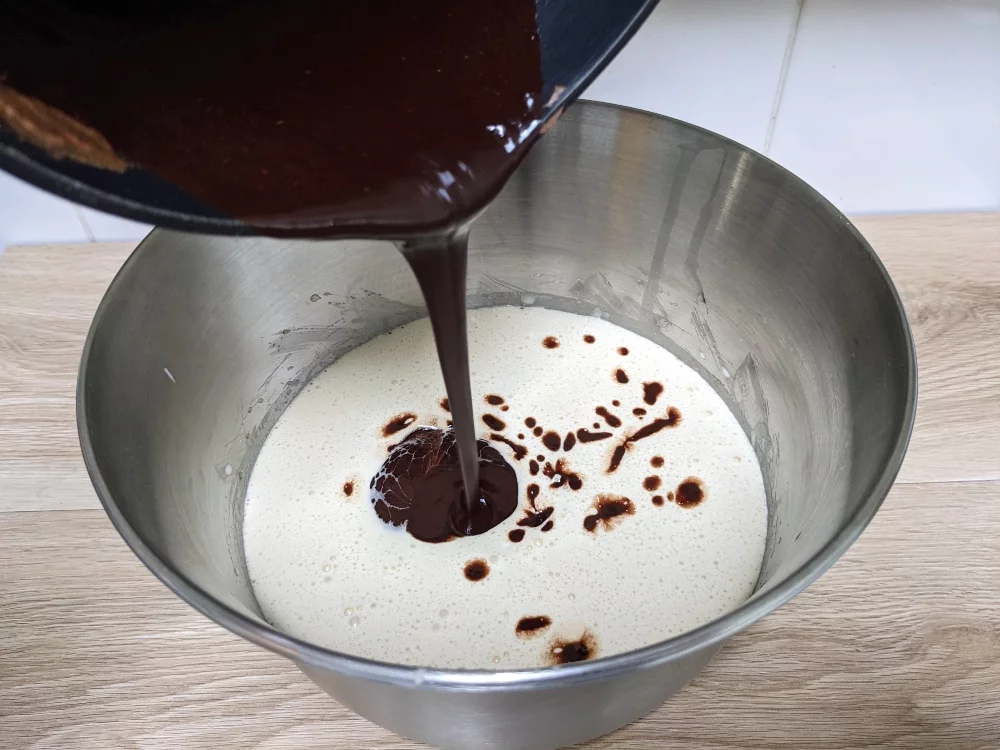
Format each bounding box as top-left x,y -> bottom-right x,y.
78,101 -> 916,750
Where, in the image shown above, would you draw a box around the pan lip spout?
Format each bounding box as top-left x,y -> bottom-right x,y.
76,100 -> 918,693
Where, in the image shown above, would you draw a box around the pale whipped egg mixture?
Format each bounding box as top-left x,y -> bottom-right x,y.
244,306 -> 767,669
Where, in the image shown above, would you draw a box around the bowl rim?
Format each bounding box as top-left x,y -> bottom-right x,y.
77,99 -> 918,691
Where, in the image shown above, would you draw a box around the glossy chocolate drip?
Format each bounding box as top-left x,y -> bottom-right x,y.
399,234 -> 484,530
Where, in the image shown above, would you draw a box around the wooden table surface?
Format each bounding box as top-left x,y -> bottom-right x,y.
2,213 -> 999,749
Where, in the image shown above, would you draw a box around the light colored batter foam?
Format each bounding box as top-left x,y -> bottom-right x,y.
244,306 -> 767,669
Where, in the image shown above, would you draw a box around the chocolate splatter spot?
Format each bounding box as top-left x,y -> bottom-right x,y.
595,406 -> 621,428
542,431 -> 562,451
576,428 -> 612,443
614,369 -> 629,384
518,483 -> 554,527
517,616 -> 552,636
464,559 -> 490,581
543,336 -> 559,349
667,491 -> 675,501
518,505 -> 554,528
633,407 -> 646,417
643,475 -> 662,491
439,398 -> 450,412
490,433 -> 527,460
482,413 -> 506,431
652,495 -> 665,506
541,520 -> 554,532
630,408 -> 682,442
533,426 -> 544,437
650,456 -> 664,468
370,427 -> 517,543
583,495 -> 634,532
607,443 -> 628,473
501,405 -> 509,412
642,382 -> 664,406
543,458 -> 583,491
518,433 -> 525,440
529,459 -> 539,475
612,400 -> 620,407
382,412 -> 417,436
485,394 -> 505,406
583,334 -> 595,343
536,454 -> 545,462
563,432 -> 577,452
525,417 -> 536,428
592,422 -> 601,430
675,477 -> 705,508
343,481 -> 354,497
549,631 -> 597,665
617,347 -> 629,356
606,409 -> 682,473
508,528 -> 525,543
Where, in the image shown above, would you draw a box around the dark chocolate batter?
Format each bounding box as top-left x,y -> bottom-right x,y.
0,0 -> 545,234
370,427 -> 518,543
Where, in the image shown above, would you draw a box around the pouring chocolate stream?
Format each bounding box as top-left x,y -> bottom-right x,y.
0,0 -> 655,536
0,0 -> 551,532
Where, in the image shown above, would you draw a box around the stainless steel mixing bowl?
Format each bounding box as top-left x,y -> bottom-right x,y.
78,101 -> 916,750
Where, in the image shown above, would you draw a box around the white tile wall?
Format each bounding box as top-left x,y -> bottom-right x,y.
584,0 -> 802,152
1,0 -> 998,248
0,171 -> 90,248
768,0 -> 1000,214
78,208 -> 152,242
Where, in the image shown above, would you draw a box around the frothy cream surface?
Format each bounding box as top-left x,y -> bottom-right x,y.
244,306 -> 767,669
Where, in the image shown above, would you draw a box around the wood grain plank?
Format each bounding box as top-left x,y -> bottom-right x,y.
1,216 -> 998,515
2,480 -> 999,749
854,213 -> 1000,483
0,243 -> 134,511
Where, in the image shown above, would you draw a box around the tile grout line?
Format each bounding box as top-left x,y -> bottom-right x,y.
74,206 -> 96,242
763,0 -> 805,156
